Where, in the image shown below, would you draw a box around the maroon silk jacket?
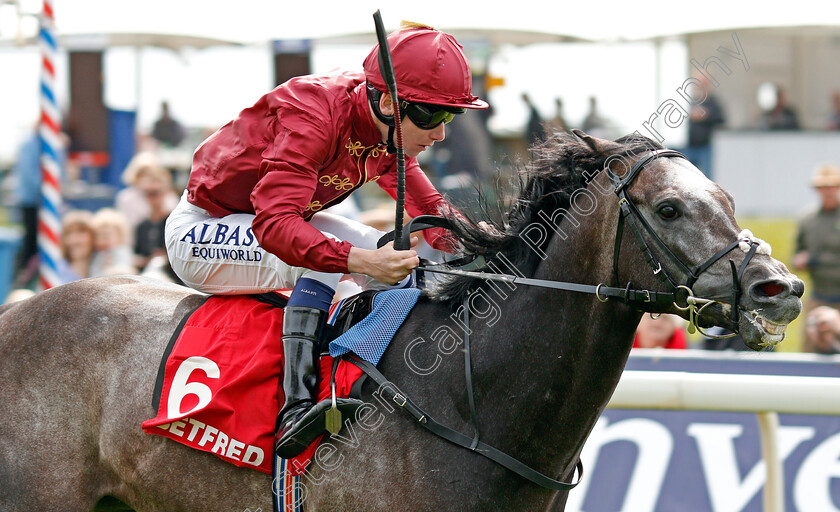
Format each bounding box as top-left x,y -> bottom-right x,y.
186,71 -> 448,274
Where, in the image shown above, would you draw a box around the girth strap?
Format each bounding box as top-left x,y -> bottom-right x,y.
345,354 -> 584,491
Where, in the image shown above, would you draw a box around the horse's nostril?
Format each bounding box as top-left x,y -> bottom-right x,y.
792,278 -> 805,298
758,282 -> 786,297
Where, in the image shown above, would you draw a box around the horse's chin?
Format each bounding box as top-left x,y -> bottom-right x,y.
738,310 -> 789,351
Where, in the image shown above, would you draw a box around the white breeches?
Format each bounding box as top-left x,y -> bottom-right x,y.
164,192 -> 391,295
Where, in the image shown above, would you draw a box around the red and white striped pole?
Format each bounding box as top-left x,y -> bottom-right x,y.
37,0 -> 63,290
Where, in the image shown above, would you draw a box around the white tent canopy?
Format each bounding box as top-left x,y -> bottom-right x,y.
2,0 -> 838,45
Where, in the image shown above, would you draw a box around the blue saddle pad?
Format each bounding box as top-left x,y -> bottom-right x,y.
328,288 -> 421,365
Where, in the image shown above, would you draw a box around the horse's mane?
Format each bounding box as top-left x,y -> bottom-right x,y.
430,131 -> 663,304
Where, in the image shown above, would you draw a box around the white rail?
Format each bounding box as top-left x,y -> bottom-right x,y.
608,371 -> 840,415
606,371 -> 840,512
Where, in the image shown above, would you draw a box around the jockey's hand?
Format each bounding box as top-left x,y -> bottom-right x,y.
347,237 -> 420,285
478,220 -> 503,236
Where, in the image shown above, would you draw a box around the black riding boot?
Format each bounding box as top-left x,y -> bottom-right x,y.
275,306 -> 362,459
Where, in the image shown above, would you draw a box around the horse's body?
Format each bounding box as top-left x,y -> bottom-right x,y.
0,133 -> 803,511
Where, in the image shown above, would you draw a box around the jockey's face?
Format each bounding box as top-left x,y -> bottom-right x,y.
376,94 -> 447,158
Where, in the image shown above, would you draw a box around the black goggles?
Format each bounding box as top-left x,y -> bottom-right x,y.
400,100 -> 465,130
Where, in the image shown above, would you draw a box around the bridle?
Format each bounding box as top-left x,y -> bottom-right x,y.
385,149 -> 763,336
361,149 -> 764,491
607,149 -> 761,335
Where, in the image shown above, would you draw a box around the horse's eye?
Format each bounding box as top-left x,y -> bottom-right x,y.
658,205 -> 680,220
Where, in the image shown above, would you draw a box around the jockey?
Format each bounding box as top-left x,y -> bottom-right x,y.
164,21 -> 488,458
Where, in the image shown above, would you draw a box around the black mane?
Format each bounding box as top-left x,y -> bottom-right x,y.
430,131 -> 663,304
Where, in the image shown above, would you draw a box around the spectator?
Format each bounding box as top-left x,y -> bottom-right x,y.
133,166 -> 176,271
4,288 -> 35,304
140,254 -> 184,286
428,108 -> 494,191
151,101 -> 186,148
582,96 -> 613,139
359,203 -> 397,232
805,306 -> 840,355
633,314 -> 688,349
89,208 -> 135,277
57,210 -> 96,283
793,164 -> 840,352
10,125 -> 66,285
549,97 -> 569,134
684,73 -> 726,179
521,93 -> 545,146
115,152 -> 179,243
827,91 -> 840,131
757,86 -> 799,131
11,128 -> 42,278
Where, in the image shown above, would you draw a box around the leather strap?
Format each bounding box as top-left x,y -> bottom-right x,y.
346,355 -> 584,491
420,266 -> 680,309
463,298 -> 480,450
377,214 -> 459,250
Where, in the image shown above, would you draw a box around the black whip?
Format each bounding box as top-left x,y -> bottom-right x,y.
373,10 -> 406,249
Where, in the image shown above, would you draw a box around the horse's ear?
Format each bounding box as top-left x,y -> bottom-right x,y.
571,129 -> 623,154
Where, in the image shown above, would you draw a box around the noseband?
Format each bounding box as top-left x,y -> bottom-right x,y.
398,149 -> 764,336
609,149 -> 761,335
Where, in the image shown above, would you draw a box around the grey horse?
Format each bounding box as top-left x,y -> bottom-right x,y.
0,132 -> 803,511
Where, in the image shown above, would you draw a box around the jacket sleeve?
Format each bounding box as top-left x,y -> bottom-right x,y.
250,113 -> 353,274
375,158 -> 458,252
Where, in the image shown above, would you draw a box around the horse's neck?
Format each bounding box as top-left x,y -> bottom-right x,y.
466,273 -> 637,471
509,208 -> 640,460
387,225 -> 638,488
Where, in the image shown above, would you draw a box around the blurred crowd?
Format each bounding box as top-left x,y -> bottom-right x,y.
36,151 -> 181,286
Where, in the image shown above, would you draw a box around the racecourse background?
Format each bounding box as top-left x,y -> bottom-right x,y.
0,41 -> 690,166
0,28 -> 822,352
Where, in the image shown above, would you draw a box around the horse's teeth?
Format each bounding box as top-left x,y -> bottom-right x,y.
757,316 -> 786,335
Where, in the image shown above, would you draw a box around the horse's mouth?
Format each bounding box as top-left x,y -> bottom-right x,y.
743,310 -> 787,347
695,303 -> 788,349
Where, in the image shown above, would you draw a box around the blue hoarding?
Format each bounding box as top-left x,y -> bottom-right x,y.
566,351 -> 840,512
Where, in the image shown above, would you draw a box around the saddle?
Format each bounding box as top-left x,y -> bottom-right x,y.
253,289 -> 380,350
141,288 -> 417,475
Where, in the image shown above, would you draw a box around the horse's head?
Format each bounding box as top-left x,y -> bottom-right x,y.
578,130 -> 804,350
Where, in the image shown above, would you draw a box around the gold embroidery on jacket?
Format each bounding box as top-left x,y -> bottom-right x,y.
305,201 -> 324,213
345,140 -> 365,157
319,175 -> 354,191
344,139 -> 388,191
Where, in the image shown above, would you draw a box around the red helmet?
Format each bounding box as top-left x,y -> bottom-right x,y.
364,23 -> 488,110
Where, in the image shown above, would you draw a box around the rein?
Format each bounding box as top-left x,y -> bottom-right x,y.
393,150 -> 763,336
357,149 -> 763,491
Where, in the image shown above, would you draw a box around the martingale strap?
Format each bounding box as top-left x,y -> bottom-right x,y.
345,354 -> 584,491
347,294 -> 582,491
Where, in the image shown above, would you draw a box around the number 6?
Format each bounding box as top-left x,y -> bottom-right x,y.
167,356 -> 220,418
